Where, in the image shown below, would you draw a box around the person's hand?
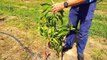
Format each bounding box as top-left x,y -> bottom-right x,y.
52,2 -> 64,13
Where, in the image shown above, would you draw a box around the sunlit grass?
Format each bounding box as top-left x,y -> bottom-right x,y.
90,14 -> 107,38
0,0 -> 107,38
0,0 -> 107,60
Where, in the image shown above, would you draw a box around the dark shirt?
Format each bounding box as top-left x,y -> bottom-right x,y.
83,0 -> 97,4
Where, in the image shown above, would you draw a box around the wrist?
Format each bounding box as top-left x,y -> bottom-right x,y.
60,2 -> 65,9
64,2 -> 69,8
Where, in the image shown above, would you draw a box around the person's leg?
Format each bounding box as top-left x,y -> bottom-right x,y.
77,2 -> 96,60
64,6 -> 79,51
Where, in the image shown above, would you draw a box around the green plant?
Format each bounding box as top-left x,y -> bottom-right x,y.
39,3 -> 74,55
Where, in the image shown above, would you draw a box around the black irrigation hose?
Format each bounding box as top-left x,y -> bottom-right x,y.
0,32 -> 35,58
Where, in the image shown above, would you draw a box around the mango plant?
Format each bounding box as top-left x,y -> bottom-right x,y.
39,3 -> 74,55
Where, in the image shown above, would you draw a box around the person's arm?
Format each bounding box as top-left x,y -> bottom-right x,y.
67,0 -> 85,7
52,0 -> 85,13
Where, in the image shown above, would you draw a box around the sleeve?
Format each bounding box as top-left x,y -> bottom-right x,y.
84,0 -> 97,4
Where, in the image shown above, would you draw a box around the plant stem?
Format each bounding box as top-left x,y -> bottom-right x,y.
51,0 -> 55,4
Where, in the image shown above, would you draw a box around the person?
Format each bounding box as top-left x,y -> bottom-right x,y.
52,0 -> 97,60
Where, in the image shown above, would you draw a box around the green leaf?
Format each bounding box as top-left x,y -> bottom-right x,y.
40,3 -> 51,6
42,7 -> 49,13
40,27 -> 43,33
40,11 -> 50,20
57,14 -> 63,25
52,38 -> 59,44
57,31 -> 68,37
59,10 -> 64,17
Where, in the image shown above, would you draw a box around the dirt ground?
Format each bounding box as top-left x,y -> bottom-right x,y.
0,15 -> 107,60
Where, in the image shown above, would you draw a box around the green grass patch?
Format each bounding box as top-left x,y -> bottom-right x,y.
96,3 -> 107,12
90,14 -> 107,38
0,0 -> 41,22
0,0 -> 107,38
91,49 -> 107,60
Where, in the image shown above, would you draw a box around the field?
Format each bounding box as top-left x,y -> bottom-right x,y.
0,0 -> 107,60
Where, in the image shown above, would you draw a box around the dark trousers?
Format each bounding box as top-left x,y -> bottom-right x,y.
65,2 -> 96,55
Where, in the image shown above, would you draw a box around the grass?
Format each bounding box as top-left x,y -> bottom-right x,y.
0,0 -> 41,22
90,14 -> 107,38
91,49 -> 107,60
1,0 -> 106,37
96,3 -> 107,12
0,0 -> 107,60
